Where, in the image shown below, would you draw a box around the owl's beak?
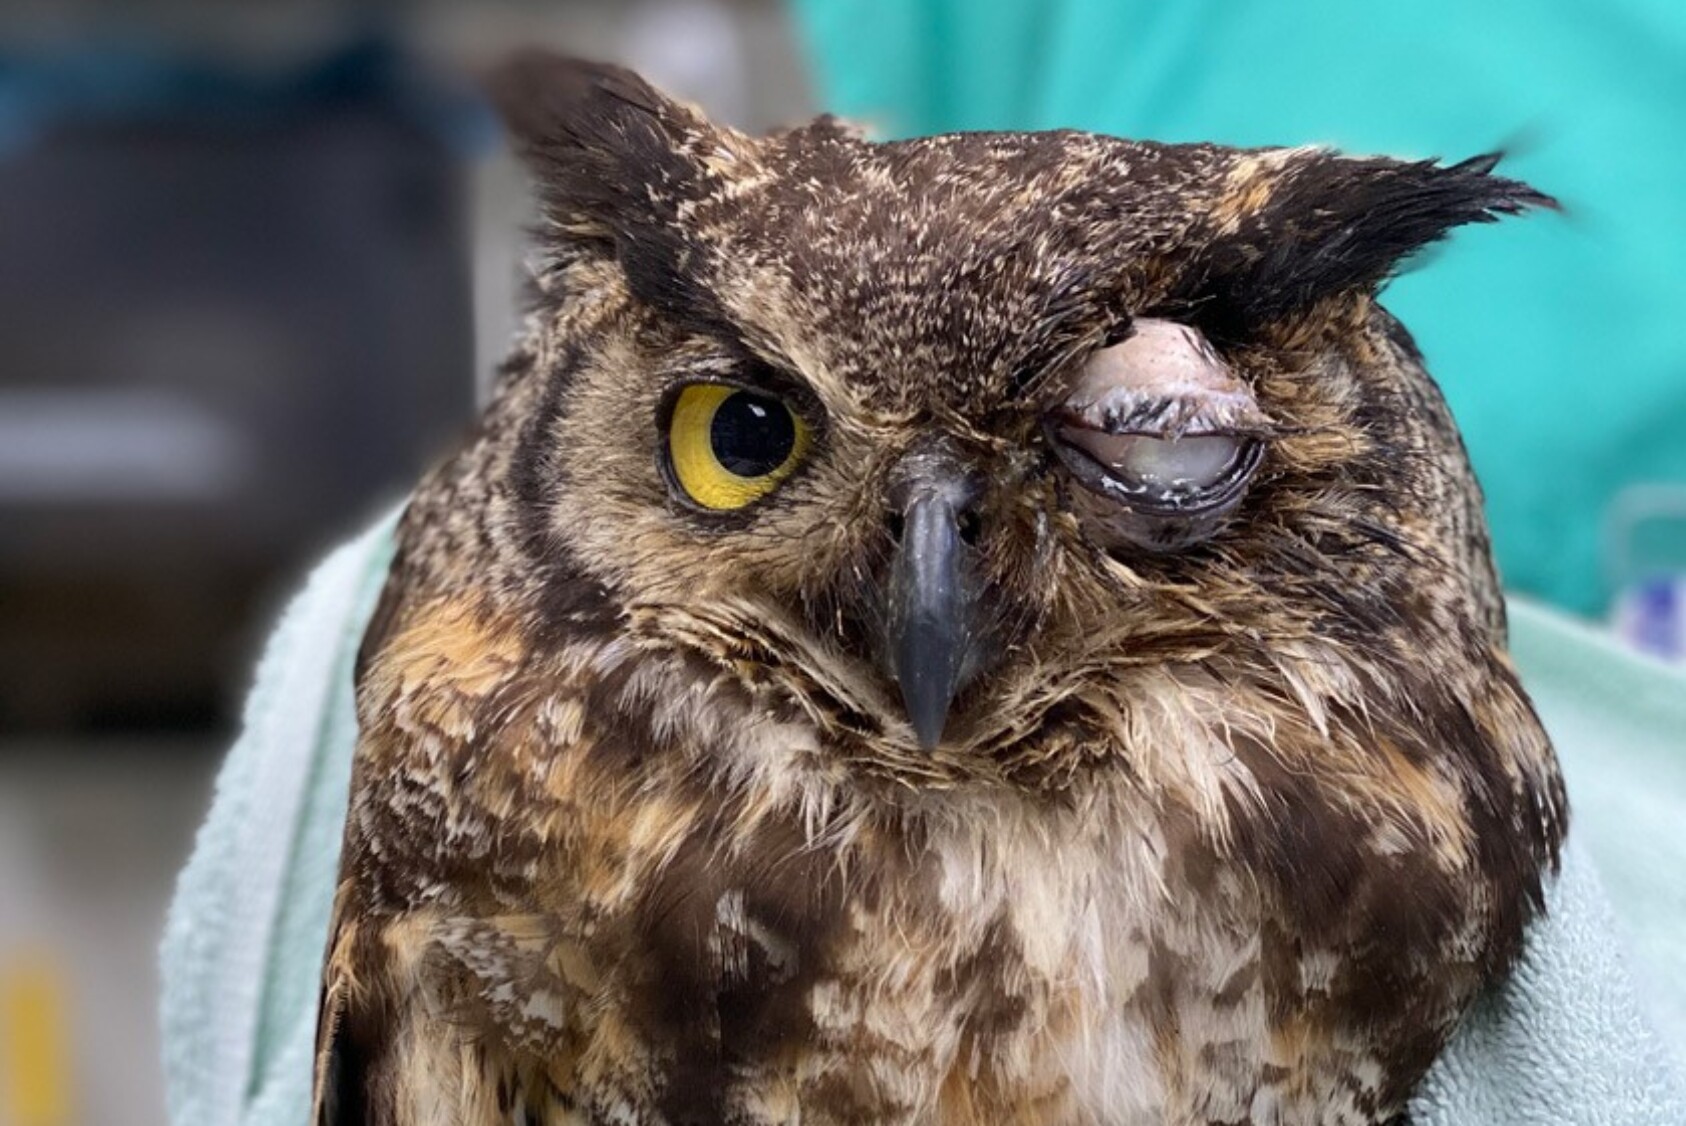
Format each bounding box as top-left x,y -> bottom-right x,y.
884,453 -> 982,751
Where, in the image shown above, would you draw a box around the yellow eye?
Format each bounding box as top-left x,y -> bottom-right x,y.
666,383 -> 811,511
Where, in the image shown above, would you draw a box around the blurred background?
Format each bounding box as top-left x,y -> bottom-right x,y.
0,1 -> 1681,1123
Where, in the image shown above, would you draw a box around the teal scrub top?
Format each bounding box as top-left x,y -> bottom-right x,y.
792,0 -> 1686,615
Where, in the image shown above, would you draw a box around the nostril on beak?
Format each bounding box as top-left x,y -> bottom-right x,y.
956,508 -> 982,547
890,499 -> 980,548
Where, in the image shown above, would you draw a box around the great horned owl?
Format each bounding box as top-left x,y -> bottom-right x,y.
312,54 -> 1565,1126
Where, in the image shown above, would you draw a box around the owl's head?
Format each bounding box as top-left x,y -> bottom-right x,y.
466,55 -> 1552,785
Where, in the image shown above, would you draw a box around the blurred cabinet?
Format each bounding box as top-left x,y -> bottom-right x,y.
0,41 -> 480,730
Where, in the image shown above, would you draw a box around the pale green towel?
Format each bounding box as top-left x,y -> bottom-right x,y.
161,518 -> 1686,1124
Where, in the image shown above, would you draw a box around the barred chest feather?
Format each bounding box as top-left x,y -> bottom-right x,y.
327,605 -> 1551,1126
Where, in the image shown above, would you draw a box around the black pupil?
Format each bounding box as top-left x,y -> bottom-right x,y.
710,391 -> 796,477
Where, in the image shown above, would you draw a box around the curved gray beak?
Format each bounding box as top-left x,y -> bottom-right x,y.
884,455 -> 982,750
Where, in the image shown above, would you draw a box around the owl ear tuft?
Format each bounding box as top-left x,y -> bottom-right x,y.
487,52 -> 733,321
1180,150 -> 1557,340
487,52 -> 718,247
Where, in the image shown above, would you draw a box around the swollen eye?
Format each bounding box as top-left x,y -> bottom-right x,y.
1060,430 -> 1243,492
666,383 -> 811,511
1047,318 -> 1269,538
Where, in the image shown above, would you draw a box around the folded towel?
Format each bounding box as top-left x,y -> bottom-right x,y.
160,514 -> 395,1126
159,518 -> 1686,1125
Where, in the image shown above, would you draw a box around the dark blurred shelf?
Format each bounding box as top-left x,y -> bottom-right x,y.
0,39 -> 478,733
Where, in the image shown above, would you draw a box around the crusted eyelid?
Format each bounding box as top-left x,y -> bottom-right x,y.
1055,317 -> 1276,439
1053,390 -> 1276,440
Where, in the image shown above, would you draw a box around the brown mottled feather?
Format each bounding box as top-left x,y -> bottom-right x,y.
313,57 -> 1563,1125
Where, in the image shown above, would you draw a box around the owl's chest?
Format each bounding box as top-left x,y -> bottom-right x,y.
752,806 -> 1285,1125
583,795 -> 1417,1126
370,716 -> 1473,1125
